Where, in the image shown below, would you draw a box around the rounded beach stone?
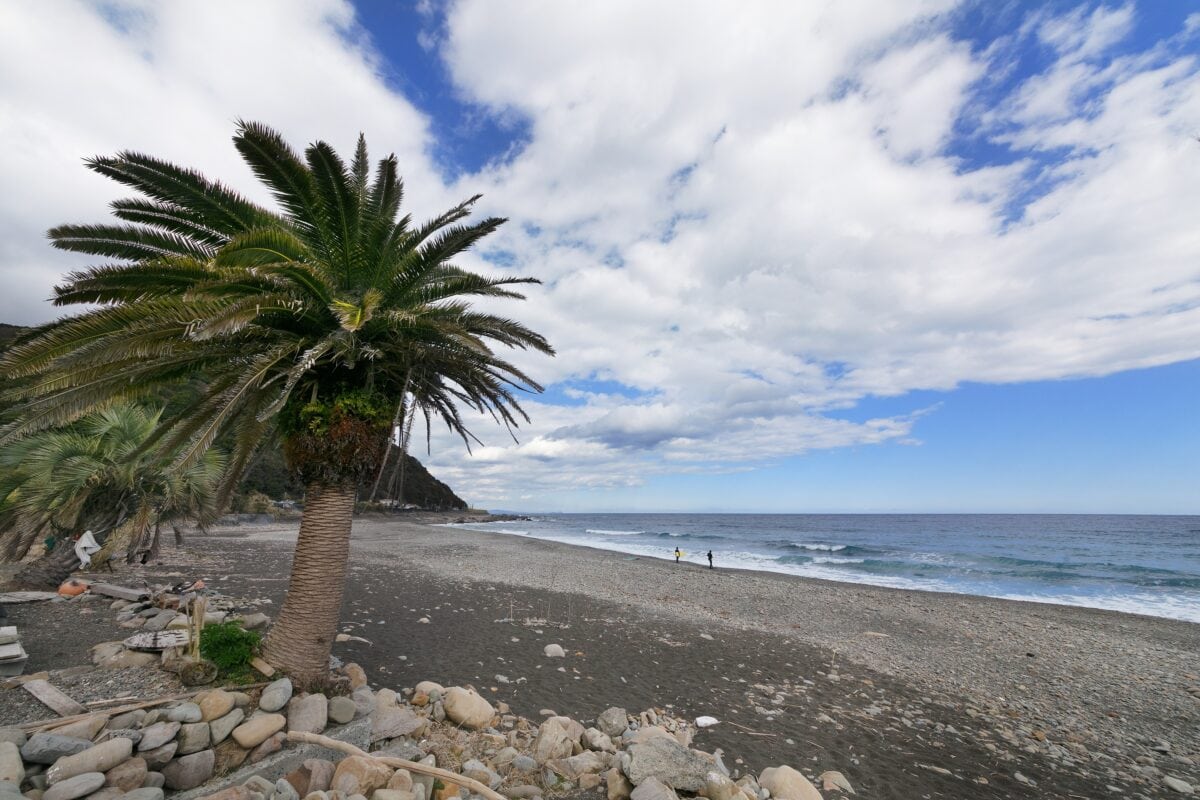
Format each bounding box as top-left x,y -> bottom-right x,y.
543,644 -> 565,658
0,742 -> 22,785
124,789 -> 165,800
103,757 -> 147,791
259,677 -> 293,713
442,687 -> 495,730
43,772 -> 105,800
330,756 -> 393,796
209,708 -> 245,745
21,734 -> 92,766
139,742 -> 177,770
344,663 -> 367,690
161,749 -> 215,791
596,707 -> 628,738
47,738 -> 133,785
142,771 -> 165,788
0,730 -> 26,748
249,732 -> 286,763
328,696 -> 356,725
757,766 -> 821,800
287,694 -> 328,734
136,722 -> 180,753
199,690 -> 236,722
165,703 -> 202,723
231,714 -> 286,748
176,722 -> 211,755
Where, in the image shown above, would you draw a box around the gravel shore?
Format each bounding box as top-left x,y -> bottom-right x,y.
5,513 -> 1197,799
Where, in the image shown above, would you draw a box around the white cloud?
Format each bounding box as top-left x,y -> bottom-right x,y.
2,1 -> 1199,509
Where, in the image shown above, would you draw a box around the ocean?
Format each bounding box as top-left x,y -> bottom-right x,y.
446,513 -> 1200,623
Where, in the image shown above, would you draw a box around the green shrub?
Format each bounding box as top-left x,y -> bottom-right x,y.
200,621 -> 260,674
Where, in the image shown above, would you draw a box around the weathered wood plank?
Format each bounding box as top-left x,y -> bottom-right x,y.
88,583 -> 149,602
22,679 -> 87,716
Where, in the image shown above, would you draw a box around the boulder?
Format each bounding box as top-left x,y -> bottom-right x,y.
630,777 -> 679,800
42,772 -> 105,800
136,722 -> 180,752
231,714 -> 286,748
21,734 -> 92,765
47,738 -> 132,785
259,678 -> 294,713
176,723 -> 211,755
139,743 -> 177,770
288,694 -> 328,734
331,756 -> 393,796
305,759 -> 336,793
758,766 -> 822,800
209,708 -> 245,746
532,718 -> 574,764
143,771 -> 166,788
328,696 -> 356,725
624,738 -> 712,792
413,681 -> 443,696
198,691 -> 236,722
103,757 -> 148,791
442,688 -> 494,731
371,706 -> 425,742
543,644 -> 565,658
596,707 -> 629,738
161,749 -> 215,791
0,743 -> 22,785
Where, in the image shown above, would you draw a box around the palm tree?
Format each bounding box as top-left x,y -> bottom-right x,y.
0,403 -> 225,588
0,122 -> 553,686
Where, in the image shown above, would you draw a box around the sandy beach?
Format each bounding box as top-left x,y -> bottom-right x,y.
6,513 -> 1198,799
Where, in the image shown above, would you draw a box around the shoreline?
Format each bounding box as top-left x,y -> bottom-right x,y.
6,513 -> 1197,798
438,517 -> 1200,624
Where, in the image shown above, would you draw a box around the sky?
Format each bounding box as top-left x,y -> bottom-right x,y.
1,0 -> 1198,513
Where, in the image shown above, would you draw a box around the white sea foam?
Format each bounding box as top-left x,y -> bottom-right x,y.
586,529 -> 644,535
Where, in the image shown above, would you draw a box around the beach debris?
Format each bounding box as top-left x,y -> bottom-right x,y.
0,591 -> 60,603
543,643 -> 566,657
57,579 -> 88,598
88,584 -> 150,602
21,679 -> 86,716
334,633 -> 372,644
819,770 -> 855,794
694,716 -> 719,728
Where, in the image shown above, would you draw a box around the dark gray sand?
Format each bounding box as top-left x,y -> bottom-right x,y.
4,513 -> 1198,800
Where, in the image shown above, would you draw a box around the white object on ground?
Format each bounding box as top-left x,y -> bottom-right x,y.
695,716 -> 719,728
74,530 -> 101,567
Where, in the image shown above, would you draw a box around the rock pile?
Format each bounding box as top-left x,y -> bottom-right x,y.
200,675 -> 844,800
0,673 -> 368,800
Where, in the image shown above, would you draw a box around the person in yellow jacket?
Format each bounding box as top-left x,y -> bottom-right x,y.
674,547 -> 682,563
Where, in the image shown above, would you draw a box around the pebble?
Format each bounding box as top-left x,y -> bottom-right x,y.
1165,776 -> 1195,794
259,678 -> 294,713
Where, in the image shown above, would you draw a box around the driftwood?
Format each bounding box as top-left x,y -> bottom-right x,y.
18,682 -> 270,732
22,679 -> 86,716
287,731 -> 509,800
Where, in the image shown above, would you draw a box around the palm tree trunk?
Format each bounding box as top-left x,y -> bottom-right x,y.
260,481 -> 356,689
10,541 -> 80,590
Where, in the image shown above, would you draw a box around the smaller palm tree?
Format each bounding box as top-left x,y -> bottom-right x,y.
0,403 -> 225,588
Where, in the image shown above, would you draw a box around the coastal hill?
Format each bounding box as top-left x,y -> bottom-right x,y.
0,322 -> 468,511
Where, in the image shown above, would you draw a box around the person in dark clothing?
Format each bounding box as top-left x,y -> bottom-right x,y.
674,547 -> 682,563
707,550 -> 713,569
